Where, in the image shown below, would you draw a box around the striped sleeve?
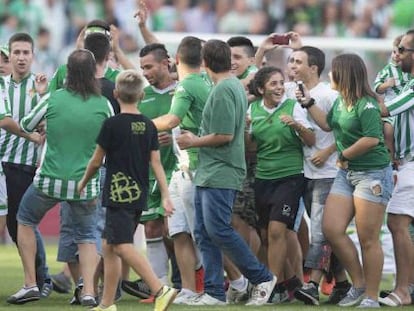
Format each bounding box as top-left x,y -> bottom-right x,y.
385,86 -> 414,116
20,92 -> 50,132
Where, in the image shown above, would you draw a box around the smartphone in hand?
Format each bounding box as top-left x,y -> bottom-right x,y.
272,34 -> 290,45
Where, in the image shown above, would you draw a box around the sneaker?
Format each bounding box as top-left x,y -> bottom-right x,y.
195,266 -> 204,293
268,289 -> 289,304
154,285 -> 178,311
326,282 -> 352,304
357,297 -> 380,308
188,293 -> 226,305
246,275 -> 277,306
115,281 -> 122,302
121,279 -> 151,299
337,286 -> 365,307
70,279 -> 83,305
173,290 -> 198,305
140,295 -> 155,303
7,286 -> 40,304
51,272 -> 72,294
40,280 -> 53,298
294,282 -> 319,305
90,304 -> 117,311
226,283 -> 250,304
81,294 -> 97,307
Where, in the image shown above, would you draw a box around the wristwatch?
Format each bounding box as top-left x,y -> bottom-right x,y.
301,98 -> 315,109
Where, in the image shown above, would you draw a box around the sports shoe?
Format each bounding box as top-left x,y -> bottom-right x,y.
268,283 -> 290,304
140,295 -> 155,303
357,297 -> 380,308
294,282 -> 319,305
246,275 -> 277,306
195,266 -> 204,293
188,293 -> 226,305
51,272 -> 72,294
154,285 -> 178,311
173,289 -> 198,305
121,279 -> 151,299
226,283 -> 250,304
40,280 -> 53,298
7,286 -> 40,304
326,282 -> 352,304
70,278 -> 83,305
90,304 -> 117,311
338,286 -> 365,307
81,294 -> 97,307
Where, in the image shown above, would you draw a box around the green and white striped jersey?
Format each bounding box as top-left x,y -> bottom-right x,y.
0,77 -> 12,119
0,73 -> 40,166
385,79 -> 414,160
21,89 -> 114,200
374,62 -> 410,102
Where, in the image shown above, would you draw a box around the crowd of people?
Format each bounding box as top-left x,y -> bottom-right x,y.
1,2 -> 414,311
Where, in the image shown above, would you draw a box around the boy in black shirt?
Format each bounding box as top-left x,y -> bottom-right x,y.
78,69 -> 176,311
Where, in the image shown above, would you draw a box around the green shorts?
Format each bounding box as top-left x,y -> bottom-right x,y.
140,179 -> 165,223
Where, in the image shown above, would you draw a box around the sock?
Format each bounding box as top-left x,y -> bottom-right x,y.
310,280 -> 319,288
284,275 -> 302,291
230,275 -> 247,291
146,237 -> 169,284
180,288 -> 196,296
335,280 -> 350,288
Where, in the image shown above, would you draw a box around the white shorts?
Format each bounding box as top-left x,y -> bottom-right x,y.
387,161 -> 414,217
0,171 -> 7,216
167,170 -> 196,237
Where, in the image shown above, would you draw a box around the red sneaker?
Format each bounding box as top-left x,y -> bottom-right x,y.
195,267 -> 205,293
139,295 -> 155,303
321,276 -> 335,296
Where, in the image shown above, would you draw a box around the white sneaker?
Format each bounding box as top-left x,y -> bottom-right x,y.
226,283 -> 250,304
188,293 -> 226,305
173,290 -> 198,305
246,275 -> 277,306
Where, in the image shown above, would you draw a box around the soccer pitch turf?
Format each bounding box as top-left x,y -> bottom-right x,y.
0,243 -> 394,311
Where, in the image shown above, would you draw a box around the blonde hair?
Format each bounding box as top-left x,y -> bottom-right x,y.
115,69 -> 144,103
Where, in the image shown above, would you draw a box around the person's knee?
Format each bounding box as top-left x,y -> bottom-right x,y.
144,219 -> 164,238
387,214 -> 402,233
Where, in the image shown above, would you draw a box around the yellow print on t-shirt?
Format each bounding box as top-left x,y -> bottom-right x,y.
131,121 -> 146,135
110,172 -> 141,203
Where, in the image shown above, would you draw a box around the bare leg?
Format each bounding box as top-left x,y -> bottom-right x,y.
78,243 -> 99,296
17,224 -> 37,286
268,220 -> 287,281
100,240 -> 121,307
173,232 -> 197,291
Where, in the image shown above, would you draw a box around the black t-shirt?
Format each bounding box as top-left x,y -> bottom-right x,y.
97,113 -> 159,209
99,78 -> 120,114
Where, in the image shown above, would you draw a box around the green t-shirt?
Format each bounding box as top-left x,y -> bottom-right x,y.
139,84 -> 177,179
20,89 -> 114,200
48,64 -> 120,92
238,65 -> 258,80
170,73 -> 211,170
250,98 -> 304,179
327,96 -> 390,170
194,77 -> 246,190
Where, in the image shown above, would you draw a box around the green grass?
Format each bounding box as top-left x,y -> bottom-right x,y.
0,243 -> 394,311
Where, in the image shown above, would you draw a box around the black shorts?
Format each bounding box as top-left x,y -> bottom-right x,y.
103,206 -> 142,244
254,174 -> 305,230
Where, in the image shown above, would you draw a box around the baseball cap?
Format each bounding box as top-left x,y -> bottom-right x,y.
0,45 -> 9,57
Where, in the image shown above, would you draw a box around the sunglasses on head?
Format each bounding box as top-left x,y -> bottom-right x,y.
398,45 -> 414,54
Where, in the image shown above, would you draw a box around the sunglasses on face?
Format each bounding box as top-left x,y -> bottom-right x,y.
398,45 -> 414,54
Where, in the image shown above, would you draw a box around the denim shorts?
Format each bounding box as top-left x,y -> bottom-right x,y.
330,165 -> 393,205
17,184 -> 98,244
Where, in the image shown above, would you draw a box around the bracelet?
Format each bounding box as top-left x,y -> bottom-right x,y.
339,151 -> 349,162
301,98 -> 315,109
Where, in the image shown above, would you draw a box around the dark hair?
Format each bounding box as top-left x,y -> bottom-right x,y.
8,32 -> 34,52
139,43 -> 169,62
298,46 -> 325,77
331,53 -> 376,105
66,49 -> 101,99
86,19 -> 110,31
227,36 -> 255,57
202,39 -> 231,73
84,33 -> 111,64
249,66 -> 284,97
177,36 -> 202,68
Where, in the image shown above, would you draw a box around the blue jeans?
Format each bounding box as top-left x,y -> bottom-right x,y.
194,186 -> 273,301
